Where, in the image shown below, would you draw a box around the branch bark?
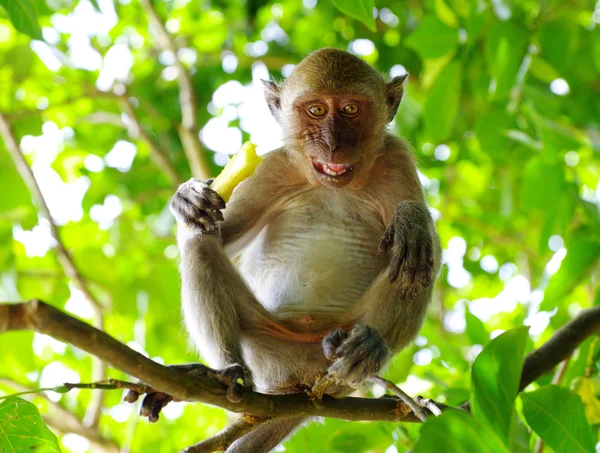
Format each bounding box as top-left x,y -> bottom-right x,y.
182,416 -> 269,453
2,300 -> 599,429
0,113 -> 107,427
519,306 -> 600,391
138,0 -> 210,180
0,300 -> 421,422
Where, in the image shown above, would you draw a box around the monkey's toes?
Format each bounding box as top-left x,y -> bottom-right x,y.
216,363 -> 247,403
322,329 -> 349,361
327,325 -> 389,386
139,392 -> 173,423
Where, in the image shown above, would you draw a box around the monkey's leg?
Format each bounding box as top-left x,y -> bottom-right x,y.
226,417 -> 305,453
179,229 -> 272,371
171,179 -> 271,371
357,273 -> 434,352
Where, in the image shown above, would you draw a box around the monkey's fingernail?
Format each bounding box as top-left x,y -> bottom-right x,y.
124,391 -> 139,403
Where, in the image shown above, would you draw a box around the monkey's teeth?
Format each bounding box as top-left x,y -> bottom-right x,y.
322,164 -> 348,176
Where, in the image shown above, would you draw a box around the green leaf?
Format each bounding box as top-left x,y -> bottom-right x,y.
465,309 -> 489,346
521,385 -> 595,453
331,0 -> 376,32
522,156 -> 565,211
471,327 -> 529,445
0,396 -> 61,452
405,15 -> 459,59
485,21 -> 528,98
87,0 -> 101,12
541,233 -> 600,311
509,410 -> 530,453
413,410 -> 510,453
434,0 -> 459,28
0,0 -> 42,40
424,61 -> 462,142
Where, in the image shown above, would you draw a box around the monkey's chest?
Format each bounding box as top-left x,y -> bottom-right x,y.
238,206 -> 386,320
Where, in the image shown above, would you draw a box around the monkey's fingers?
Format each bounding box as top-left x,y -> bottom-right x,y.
387,244 -> 405,283
322,329 -> 349,361
140,392 -> 172,422
191,180 -> 226,210
124,389 -> 140,403
149,395 -> 172,423
377,226 -> 395,255
214,363 -> 246,403
415,244 -> 435,289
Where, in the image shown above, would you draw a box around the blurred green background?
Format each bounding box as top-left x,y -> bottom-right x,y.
0,0 -> 599,452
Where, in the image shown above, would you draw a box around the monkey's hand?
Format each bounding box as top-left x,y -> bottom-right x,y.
169,178 -> 226,234
377,200 -> 435,299
123,363 -> 246,422
322,324 -> 389,387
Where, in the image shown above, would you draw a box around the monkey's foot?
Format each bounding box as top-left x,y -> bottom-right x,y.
123,363 -> 247,422
322,324 -> 389,387
170,178 -> 226,233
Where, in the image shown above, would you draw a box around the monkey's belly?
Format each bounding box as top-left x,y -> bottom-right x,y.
238,211 -> 386,325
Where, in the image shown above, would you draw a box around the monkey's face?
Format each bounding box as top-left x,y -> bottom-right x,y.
286,94 -> 386,189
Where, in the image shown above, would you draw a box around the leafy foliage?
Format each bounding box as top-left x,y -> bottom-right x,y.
0,0 -> 599,452
521,385 -> 596,453
0,396 -> 61,452
471,327 -> 528,444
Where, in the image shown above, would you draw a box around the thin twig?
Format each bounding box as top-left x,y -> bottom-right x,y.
119,97 -> 180,186
0,378 -> 119,453
369,376 -> 428,422
138,0 -> 210,180
415,396 -> 442,416
0,113 -> 108,427
181,416 -> 269,453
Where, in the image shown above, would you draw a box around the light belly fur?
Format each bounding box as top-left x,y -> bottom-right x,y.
238,193 -> 386,324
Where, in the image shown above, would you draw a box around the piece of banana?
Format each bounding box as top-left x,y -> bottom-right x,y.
210,142 -> 262,202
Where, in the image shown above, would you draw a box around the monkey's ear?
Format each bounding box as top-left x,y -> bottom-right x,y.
385,74 -> 408,122
261,79 -> 282,123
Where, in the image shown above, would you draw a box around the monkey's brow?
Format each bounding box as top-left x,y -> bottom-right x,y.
293,93 -> 372,103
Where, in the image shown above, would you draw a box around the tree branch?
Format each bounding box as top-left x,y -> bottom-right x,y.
2,300 -> 599,426
0,113 -> 107,427
0,300 -> 421,422
2,301 -> 598,452
138,0 -> 210,180
119,96 -> 181,186
182,416 -> 269,453
519,306 -> 600,390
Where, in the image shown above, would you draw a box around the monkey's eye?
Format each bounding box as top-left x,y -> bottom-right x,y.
341,103 -> 360,116
307,105 -> 327,118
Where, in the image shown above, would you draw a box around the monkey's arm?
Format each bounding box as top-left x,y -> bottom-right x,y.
171,151 -> 300,370
357,139 -> 441,352
323,140 -> 440,386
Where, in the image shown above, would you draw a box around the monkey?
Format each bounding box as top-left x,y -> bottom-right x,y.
128,48 -> 441,453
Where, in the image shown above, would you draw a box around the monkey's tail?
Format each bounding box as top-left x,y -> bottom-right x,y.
226,417 -> 305,453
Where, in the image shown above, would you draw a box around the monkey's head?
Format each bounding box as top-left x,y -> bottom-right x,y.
262,48 -> 407,188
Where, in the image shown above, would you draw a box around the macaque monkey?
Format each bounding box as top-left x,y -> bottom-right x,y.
132,48 -> 441,452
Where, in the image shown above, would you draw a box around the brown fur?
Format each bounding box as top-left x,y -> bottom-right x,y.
168,49 -> 441,452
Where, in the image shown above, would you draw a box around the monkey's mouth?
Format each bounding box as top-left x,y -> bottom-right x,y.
310,158 -> 354,187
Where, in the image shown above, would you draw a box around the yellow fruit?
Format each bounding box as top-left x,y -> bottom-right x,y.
210,142 -> 262,202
